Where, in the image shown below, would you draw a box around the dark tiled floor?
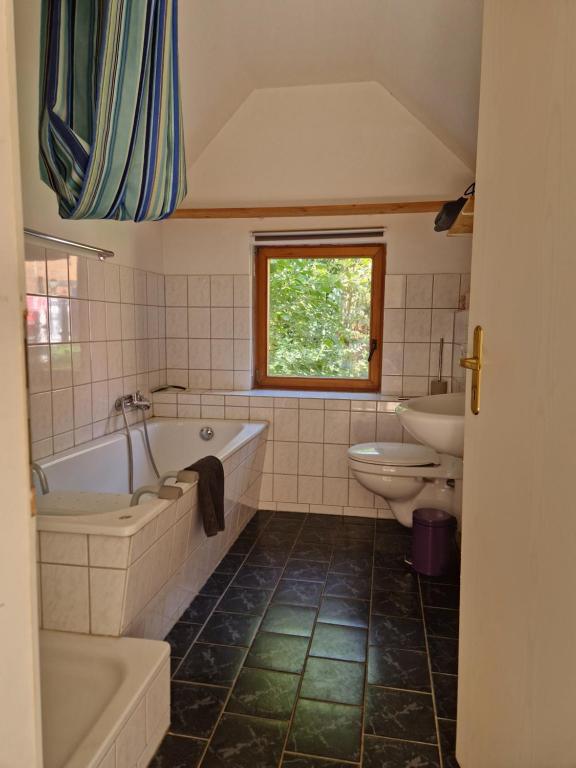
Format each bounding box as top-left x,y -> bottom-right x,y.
152,510 -> 461,768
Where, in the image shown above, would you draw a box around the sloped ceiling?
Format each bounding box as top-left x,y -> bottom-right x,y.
179,0 -> 483,170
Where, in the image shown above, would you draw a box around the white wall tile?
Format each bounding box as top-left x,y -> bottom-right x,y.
28,345 -> 51,394
120,266 -> 135,304
406,274 -> 433,308
431,309 -> 455,342
188,275 -> 211,306
41,563 -> 89,632
212,370 -> 234,389
350,412 -> 376,444
433,274 -> 460,308
298,476 -> 323,504
323,444 -> 349,478
90,568 -> 125,635
384,275 -> 406,308
40,532 -> 88,565
49,298 -> 71,343
403,343 -> 430,376
211,339 -> 233,370
233,339 -> 251,371
382,342 -> 403,375
72,343 -> 92,385
134,271 -> 148,305
273,408 -> 298,442
52,387 -> 74,434
25,244 -> 47,295
383,308 -> 405,342
299,410 -> 324,443
233,275 -> 250,307
87,260 -> 106,301
104,263 -> 121,303
210,276 -> 233,307
30,392 -> 52,441
70,299 -> 90,342
291,439 -> 324,478
166,307 -> 188,338
273,474 -> 298,503
233,308 -> 251,339
324,411 -> 350,444
89,342 -> 108,382
89,301 -> 107,342
166,339 -> 188,369
211,308 -> 233,338
165,275 -> 187,307
404,309 -> 432,342
274,442 -> 298,475
73,384 -> 93,428
323,477 -> 348,506
188,308 -> 211,338
107,341 -> 123,380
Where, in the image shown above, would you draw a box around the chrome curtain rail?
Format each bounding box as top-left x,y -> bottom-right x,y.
23,228 -> 114,261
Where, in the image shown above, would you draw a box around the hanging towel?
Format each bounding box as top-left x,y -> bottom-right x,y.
39,0 -> 187,221
184,456 -> 225,537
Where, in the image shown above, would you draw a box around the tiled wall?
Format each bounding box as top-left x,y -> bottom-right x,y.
164,271 -> 470,396
152,390 -> 430,518
25,243 -> 167,460
164,273 -> 251,391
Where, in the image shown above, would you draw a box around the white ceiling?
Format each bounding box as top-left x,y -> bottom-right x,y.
179,0 -> 484,170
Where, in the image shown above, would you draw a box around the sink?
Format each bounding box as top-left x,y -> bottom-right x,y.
395,393 -> 465,457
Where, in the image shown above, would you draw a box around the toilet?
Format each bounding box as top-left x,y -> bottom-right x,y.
347,442 -> 463,527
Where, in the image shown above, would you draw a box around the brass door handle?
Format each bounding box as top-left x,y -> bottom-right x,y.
460,356 -> 481,372
459,325 -> 483,415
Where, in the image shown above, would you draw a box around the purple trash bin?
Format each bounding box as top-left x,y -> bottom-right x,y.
411,508 -> 456,577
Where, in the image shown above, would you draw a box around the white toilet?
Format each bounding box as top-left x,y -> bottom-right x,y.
347,442 -> 463,527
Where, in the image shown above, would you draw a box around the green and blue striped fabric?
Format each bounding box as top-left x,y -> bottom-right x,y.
39,0 -> 187,221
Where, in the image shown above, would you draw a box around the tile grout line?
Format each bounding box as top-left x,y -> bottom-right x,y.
418,572 -> 444,768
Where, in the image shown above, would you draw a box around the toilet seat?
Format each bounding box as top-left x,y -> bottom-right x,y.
347,442 -> 441,467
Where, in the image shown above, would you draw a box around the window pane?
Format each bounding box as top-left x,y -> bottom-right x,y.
268,257 -> 372,379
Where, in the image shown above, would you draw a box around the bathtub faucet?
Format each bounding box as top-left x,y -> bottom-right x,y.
133,391 -> 151,411
114,391 -> 151,412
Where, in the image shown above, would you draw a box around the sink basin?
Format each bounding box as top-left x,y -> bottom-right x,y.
395,393 -> 465,457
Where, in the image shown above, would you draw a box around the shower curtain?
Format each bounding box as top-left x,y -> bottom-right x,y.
39,0 -> 187,222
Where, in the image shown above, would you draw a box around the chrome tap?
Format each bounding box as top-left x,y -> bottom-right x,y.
133,390 -> 151,410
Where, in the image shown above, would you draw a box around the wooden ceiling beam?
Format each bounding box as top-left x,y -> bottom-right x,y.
170,200 -> 447,220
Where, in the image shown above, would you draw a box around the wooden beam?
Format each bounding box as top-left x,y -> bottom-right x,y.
170,200 -> 448,220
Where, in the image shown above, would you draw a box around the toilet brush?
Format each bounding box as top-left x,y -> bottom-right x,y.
430,337 -> 448,394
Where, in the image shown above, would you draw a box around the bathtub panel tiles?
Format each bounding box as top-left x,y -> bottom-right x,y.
26,243 -> 168,460
93,659 -> 170,768
153,391 -> 409,518
36,426 -> 267,639
168,272 -> 470,395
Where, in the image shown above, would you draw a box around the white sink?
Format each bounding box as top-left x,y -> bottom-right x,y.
395,393 -> 465,457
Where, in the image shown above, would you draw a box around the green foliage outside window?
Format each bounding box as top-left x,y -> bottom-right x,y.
267,257 -> 372,378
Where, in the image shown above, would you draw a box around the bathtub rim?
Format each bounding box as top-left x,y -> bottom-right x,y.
40,629 -> 169,768
36,418 -> 268,537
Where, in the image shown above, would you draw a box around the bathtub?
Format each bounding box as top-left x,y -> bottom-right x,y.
35,418 -> 268,639
41,630 -> 170,768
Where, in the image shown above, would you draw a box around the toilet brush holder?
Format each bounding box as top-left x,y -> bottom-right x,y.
430,336 -> 448,394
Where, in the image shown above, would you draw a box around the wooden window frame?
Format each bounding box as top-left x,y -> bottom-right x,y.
254,244 -> 385,392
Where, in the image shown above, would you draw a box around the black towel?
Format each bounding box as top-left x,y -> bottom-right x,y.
185,455 -> 225,537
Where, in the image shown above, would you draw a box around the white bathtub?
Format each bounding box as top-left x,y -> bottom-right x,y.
40,630 -> 170,768
34,418 -> 268,639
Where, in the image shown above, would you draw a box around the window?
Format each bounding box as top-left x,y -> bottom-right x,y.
254,244 -> 385,391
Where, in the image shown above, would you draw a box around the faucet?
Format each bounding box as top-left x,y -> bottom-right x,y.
114,390 -> 151,412
133,390 -> 151,411
31,462 -> 49,495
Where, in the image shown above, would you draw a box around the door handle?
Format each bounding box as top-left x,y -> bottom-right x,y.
459,325 -> 483,415
367,338 -> 377,362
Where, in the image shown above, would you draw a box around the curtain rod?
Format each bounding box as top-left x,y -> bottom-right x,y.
23,228 -> 114,261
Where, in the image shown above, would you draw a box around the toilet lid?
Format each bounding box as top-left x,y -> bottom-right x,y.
348,442 -> 441,467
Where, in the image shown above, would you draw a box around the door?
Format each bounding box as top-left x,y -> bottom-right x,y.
0,1 -> 43,766
457,2 -> 576,766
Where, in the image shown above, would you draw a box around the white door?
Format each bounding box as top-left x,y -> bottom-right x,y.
0,1 -> 43,766
457,2 -> 576,766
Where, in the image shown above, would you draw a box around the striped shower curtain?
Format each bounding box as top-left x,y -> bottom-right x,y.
39,1 -> 187,222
